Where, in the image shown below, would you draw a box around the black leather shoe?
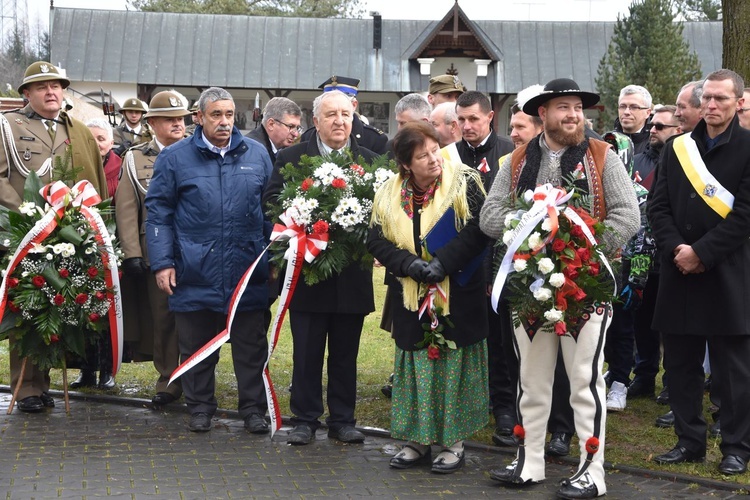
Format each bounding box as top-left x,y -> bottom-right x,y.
17,396 -> 44,413
188,412 -> 212,432
546,432 -> 572,457
244,413 -> 269,434
69,370 -> 97,389
98,371 -> 116,390
492,414 -> 517,447
655,410 -> 675,428
328,425 -> 365,443
628,378 -> 655,398
489,464 -> 533,486
718,454 -> 747,475
389,444 -> 432,469
656,387 -> 669,405
39,392 -> 55,408
288,424 -> 314,445
431,448 -> 465,474
557,479 -> 599,499
709,419 -> 721,438
152,392 -> 177,407
654,446 -> 705,464
381,383 -> 392,398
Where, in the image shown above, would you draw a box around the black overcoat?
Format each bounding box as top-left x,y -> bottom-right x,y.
366,177 -> 489,350
648,116 -> 750,336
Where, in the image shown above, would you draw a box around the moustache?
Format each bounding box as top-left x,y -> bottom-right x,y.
216,125 -> 232,132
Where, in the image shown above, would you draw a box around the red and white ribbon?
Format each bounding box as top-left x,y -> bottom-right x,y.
418,283 -> 447,330
0,180 -> 123,375
168,210 -> 328,437
478,157 -> 490,173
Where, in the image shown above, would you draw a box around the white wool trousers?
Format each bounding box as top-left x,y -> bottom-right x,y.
511,305 -> 612,493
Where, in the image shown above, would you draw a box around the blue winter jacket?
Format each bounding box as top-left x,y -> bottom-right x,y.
145,126 -> 273,313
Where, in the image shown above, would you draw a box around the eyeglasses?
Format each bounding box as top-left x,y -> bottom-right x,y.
618,104 -> 650,112
739,108 -> 750,114
651,123 -> 678,131
700,94 -> 739,104
275,119 -> 303,134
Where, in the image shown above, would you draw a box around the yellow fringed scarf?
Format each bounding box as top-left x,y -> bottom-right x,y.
371,159 -> 483,314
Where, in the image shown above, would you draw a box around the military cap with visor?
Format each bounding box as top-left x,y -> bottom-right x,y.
18,61 -> 70,94
119,97 -> 149,114
319,76 -> 360,96
144,91 -> 191,119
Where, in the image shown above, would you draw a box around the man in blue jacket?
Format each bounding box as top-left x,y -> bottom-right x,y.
145,87 -> 273,433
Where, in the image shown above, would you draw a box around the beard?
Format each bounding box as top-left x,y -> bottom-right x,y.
545,119 -> 585,147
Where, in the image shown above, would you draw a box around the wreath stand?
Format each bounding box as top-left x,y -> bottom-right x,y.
6,357 -> 71,414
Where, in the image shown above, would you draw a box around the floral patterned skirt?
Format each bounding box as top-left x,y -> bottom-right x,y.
391,340 -> 489,446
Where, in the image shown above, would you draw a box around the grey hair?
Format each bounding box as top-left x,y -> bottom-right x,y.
395,93 -> 432,120
312,90 -> 353,119
86,118 -> 113,141
262,97 -> 302,126
197,87 -> 234,113
680,80 -> 704,108
619,85 -> 653,108
432,101 -> 458,125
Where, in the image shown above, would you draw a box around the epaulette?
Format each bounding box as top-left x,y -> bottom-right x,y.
125,141 -> 158,156
364,124 -> 385,135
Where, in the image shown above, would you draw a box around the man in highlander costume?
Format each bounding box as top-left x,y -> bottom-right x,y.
479,78 -> 639,499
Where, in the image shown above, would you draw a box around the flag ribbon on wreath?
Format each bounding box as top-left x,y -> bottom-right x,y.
0,180 -> 124,375
418,283 -> 447,330
168,211 -> 327,437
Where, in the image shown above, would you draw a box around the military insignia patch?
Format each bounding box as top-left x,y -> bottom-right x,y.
704,184 -> 717,197
15,118 -> 22,124
40,64 -> 49,73
169,97 -> 179,107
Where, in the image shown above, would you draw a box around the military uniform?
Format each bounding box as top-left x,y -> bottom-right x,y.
0,62 -> 106,407
115,140 -> 182,399
113,98 -> 153,156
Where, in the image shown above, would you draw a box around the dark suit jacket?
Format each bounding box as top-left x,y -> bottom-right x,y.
264,137 -> 377,315
246,126 -> 276,164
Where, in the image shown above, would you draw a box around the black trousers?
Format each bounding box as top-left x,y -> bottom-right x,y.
664,333 -> 750,459
488,298 -> 517,421
175,309 -> 267,418
289,311 -> 365,431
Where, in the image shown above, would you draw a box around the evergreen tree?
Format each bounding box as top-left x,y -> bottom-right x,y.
675,0 -> 721,20
595,0 -> 702,128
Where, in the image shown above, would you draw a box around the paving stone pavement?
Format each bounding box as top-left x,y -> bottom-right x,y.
0,389 -> 747,499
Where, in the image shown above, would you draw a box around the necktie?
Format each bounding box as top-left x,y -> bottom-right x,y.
45,120 -> 56,144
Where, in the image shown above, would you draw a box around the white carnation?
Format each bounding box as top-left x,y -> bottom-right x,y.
544,308 -> 564,323
502,231 -> 514,246
537,257 -> 555,274
528,232 -> 543,251
504,213 -> 516,228
533,287 -> 552,302
548,272 -> 566,288
513,258 -> 528,272
541,219 -> 553,232
18,201 -> 36,216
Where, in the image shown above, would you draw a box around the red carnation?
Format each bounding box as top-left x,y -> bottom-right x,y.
88,313 -> 101,322
576,247 -> 591,261
555,321 -> 567,336
53,294 -> 65,306
59,268 -> 69,278
75,293 -> 88,305
513,424 -> 525,440
574,288 -> 587,301
563,267 -> 579,280
350,164 -> 365,175
552,239 -> 566,253
87,267 -> 99,278
587,263 -> 600,276
7,277 -> 19,288
50,334 -> 60,343
8,301 -> 20,313
95,291 -> 106,301
312,220 -> 329,234
331,178 -> 347,189
585,436 -> 600,454
301,178 -> 313,191
570,225 -> 585,239
32,275 -> 45,288
427,345 -> 440,360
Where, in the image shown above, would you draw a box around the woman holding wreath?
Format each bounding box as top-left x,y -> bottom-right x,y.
367,121 -> 489,474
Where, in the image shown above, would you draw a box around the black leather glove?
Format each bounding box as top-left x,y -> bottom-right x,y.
405,258 -> 430,281
423,258 -> 446,284
122,257 -> 149,276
